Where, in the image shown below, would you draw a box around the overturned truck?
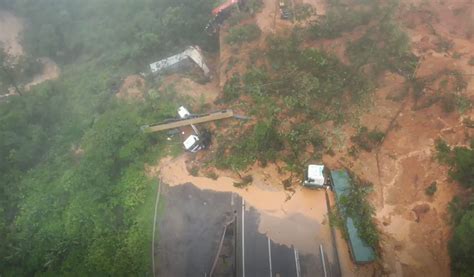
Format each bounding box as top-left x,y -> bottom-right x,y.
149,46 -> 210,78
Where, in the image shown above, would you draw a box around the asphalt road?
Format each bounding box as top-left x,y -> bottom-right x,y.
155,183 -> 340,277
237,199 -> 299,277
155,183 -> 235,276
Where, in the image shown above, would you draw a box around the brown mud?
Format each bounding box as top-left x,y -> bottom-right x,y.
150,155 -> 335,256
154,0 -> 474,275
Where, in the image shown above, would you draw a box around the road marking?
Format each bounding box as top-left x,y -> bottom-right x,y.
320,244 -> 328,277
294,248 -> 301,277
152,179 -> 162,277
231,193 -> 234,206
242,199 -> 245,277
267,237 -> 273,277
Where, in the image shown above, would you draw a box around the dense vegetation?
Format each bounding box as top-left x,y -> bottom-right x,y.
215,31 -> 372,171
436,139 -> 474,276
225,23 -> 261,45
0,0 -> 214,274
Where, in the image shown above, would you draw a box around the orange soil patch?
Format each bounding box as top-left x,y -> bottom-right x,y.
116,75 -> 145,101
339,74 -> 469,276
161,74 -> 220,106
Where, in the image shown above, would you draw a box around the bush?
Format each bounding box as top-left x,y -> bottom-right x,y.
425,182 -> 437,196
265,34 -> 373,121
351,127 -> 385,152
435,138 -> 452,164
347,19 -> 418,77
435,139 -> 474,188
449,208 -> 474,276
216,121 -> 283,170
449,145 -> 474,188
222,73 -> 241,102
234,175 -> 253,188
294,3 -> 314,21
308,6 -> 373,39
225,24 -> 261,45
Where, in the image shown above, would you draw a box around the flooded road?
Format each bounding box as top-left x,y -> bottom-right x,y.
154,155 -> 342,276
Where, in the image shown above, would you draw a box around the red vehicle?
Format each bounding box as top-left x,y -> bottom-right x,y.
205,0 -> 243,34
212,0 -> 240,15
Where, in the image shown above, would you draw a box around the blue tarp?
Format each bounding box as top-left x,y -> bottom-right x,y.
330,170 -> 376,264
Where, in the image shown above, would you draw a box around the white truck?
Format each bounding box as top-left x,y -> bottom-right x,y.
177,106 -> 205,153
303,164 -> 331,189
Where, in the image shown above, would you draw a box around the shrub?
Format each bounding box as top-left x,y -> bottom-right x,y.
265,34 -> 373,120
222,73 -> 241,102
449,208 -> 474,276
449,145 -> 474,188
425,182 -> 437,196
234,175 -> 253,188
205,172 -> 219,180
351,127 -> 385,152
225,24 -> 261,45
435,138 -> 452,164
308,6 -> 372,39
294,3 -> 314,21
347,19 -> 418,77
216,121 -> 283,170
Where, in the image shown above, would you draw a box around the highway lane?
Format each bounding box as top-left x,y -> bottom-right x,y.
237,197 -> 322,277
155,183 -> 339,277
155,183 -> 235,276
237,196 -> 340,277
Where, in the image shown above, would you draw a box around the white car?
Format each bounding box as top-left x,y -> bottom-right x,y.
303,164 -> 330,189
183,135 -> 203,153
178,106 -> 191,119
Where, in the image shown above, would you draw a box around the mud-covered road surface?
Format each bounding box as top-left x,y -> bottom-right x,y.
154,181 -> 340,277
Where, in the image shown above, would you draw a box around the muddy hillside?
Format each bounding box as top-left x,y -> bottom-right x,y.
152,0 -> 473,276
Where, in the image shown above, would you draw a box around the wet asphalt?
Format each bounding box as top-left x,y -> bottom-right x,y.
155,183 -> 340,277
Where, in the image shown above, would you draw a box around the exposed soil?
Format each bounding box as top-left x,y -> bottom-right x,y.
25,57 -> 60,90
154,0 -> 474,275
116,74 -> 146,101
160,74 -> 220,106
0,10 -> 24,56
0,10 -> 61,93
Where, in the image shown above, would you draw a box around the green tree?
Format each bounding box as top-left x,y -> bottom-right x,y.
0,47 -> 22,95
449,209 -> 474,276
450,144 -> 474,188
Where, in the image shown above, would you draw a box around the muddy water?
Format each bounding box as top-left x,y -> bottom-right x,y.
156,155 -> 333,256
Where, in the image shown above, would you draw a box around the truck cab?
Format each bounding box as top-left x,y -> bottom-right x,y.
183,134 -> 203,153
303,164 -> 331,189
177,106 -> 201,152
